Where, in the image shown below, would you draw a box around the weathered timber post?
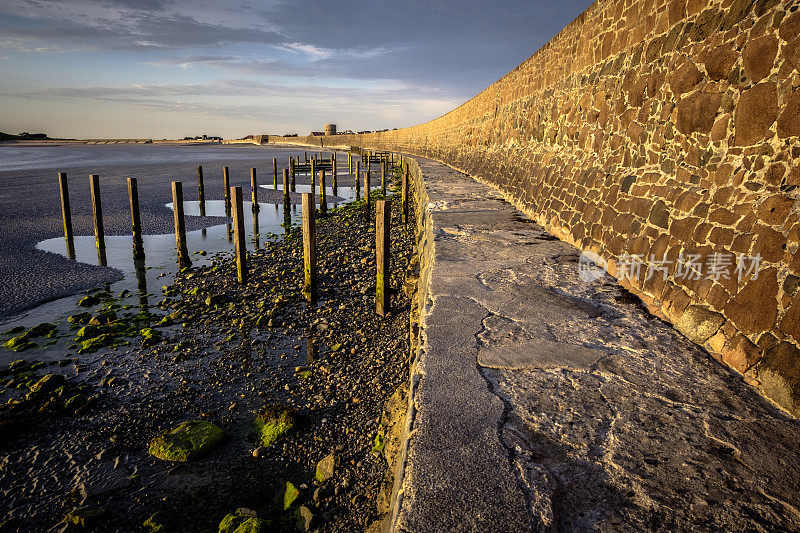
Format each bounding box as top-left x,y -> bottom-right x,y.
348,152 -> 353,175
355,160 -> 361,199
89,174 -> 106,266
301,192 -> 316,303
250,167 -> 259,211
127,177 -> 145,260
310,159 -> 316,189
402,162 -> 409,223
171,181 -> 191,269
304,151 -> 308,163
290,158 -> 295,188
197,165 -> 205,216
319,170 -> 327,216
332,153 -> 337,193
58,172 -> 75,259
223,166 -> 231,215
272,158 -> 278,188
230,186 -> 247,283
252,202 -> 260,249
283,170 -> 291,234
381,159 -> 386,197
363,171 -> 370,223
376,199 -> 391,316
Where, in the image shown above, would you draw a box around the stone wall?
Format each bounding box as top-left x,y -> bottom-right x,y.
270,0 -> 800,416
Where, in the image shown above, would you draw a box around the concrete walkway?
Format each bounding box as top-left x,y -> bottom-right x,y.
391,158 -> 800,532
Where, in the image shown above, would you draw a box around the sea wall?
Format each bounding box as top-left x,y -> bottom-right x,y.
271,0 -> 800,416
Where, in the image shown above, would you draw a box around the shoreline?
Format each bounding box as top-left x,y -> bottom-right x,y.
0,166 -> 417,531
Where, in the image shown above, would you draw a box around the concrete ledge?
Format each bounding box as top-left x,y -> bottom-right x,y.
390,157 -> 800,531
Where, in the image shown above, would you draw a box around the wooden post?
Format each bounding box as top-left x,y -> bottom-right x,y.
319,170 -> 327,216
348,152 -> 353,175
331,152 -> 337,193
127,177 -> 145,260
355,160 -> 361,199
363,171 -> 370,223
301,192 -> 316,303
304,151 -> 308,163
272,158 -> 278,188
402,162 -> 409,223
230,186 -> 247,283
310,159 -> 316,189
171,181 -> 191,269
283,170 -> 291,233
223,166 -> 231,215
290,158 -> 295,188
58,172 -> 75,259
250,167 -> 259,211
197,165 -> 205,216
89,174 -> 106,265
381,159 -> 386,197
376,199 -> 391,316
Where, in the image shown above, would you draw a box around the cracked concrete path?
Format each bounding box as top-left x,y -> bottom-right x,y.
393,158 -> 800,532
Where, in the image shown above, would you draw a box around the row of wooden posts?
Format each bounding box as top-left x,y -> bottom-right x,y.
56,150 -> 411,316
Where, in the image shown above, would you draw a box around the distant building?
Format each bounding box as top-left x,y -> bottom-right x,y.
310,132 -> 325,136
324,123 -> 337,135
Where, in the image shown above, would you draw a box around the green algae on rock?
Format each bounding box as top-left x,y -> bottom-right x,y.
218,509 -> 270,533
149,420 -> 225,462
254,406 -> 296,447
140,328 -> 161,347
62,507 -> 105,528
78,333 -> 116,354
282,481 -> 300,511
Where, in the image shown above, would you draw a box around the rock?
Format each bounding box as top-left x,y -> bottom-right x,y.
77,295 -> 101,307
143,511 -> 166,532
676,92 -> 723,135
148,420 -> 225,462
140,328 -> 161,347
3,325 -> 25,335
675,306 -> 726,344
734,82 -> 778,146
62,507 -> 105,528
283,481 -> 300,510
78,334 -> 116,354
724,267 -> 778,334
315,454 -> 335,483
755,341 -> 800,416
252,446 -> 266,458
26,373 -> 66,400
3,335 -> 36,352
294,506 -> 313,532
218,509 -> 269,533
254,406 -> 296,447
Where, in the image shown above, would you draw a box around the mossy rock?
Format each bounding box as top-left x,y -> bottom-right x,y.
282,481 -> 300,511
3,326 -> 25,335
4,336 -> 36,352
219,510 -> 270,533
254,406 -> 296,447
140,328 -> 161,347
26,374 -> 65,399
75,325 -> 100,339
25,323 -> 57,338
78,295 -> 101,307
68,313 -> 92,326
62,507 -> 105,527
143,511 -> 166,532
149,420 -> 225,462
78,334 -> 116,354
315,454 -> 335,483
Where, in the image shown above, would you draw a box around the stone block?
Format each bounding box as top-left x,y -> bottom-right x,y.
675,304 -> 726,343
677,92 -> 723,135
742,34 -> 778,82
723,267 -> 778,334
734,82 -> 778,146
755,341 -> 800,416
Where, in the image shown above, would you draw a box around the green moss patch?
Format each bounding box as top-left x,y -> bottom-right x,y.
148,420 -> 225,462
218,510 -> 269,533
254,406 -> 296,447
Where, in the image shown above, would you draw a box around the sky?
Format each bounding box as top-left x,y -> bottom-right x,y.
0,0 -> 594,139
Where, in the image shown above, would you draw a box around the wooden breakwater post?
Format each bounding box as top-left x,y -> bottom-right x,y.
363,170 -> 371,223
331,153 -> 337,194
272,158 -> 278,188
58,172 -> 75,259
223,166 -> 231,214
290,158 -> 295,188
127,177 -> 145,261
171,181 -> 191,269
381,159 -> 386,197
310,159 -> 316,189
251,167 -> 259,211
376,199 -> 391,316
301,192 -> 316,303
355,160 -> 361,199
402,163 -> 409,223
197,165 -> 205,216
348,152 -> 353,175
89,174 -> 107,266
319,170 -> 327,216
230,186 -> 247,283
283,169 -> 291,233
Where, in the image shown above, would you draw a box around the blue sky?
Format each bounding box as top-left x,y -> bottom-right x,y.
0,0 -> 594,139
